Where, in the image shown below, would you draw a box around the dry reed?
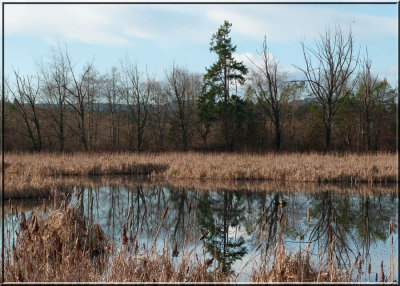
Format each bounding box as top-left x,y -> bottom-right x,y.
5,152 -> 397,193
250,233 -> 350,282
5,207 -> 107,281
4,199 -> 219,282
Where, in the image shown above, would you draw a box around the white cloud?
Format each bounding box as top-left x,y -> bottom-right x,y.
5,5 -> 214,47
281,66 -> 305,81
4,4 -> 396,47
233,52 -> 263,70
381,65 -> 398,87
205,5 -> 396,43
6,5 -> 133,46
234,51 -> 304,82
385,65 -> 398,76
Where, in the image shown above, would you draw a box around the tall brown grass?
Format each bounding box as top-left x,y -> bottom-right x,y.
4,199 -> 219,282
5,206 -> 107,281
6,151 -> 397,183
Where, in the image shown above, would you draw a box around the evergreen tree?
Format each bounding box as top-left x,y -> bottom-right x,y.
200,20 -> 248,151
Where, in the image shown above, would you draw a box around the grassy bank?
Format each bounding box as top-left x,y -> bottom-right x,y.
6,152 -> 397,184
6,199 -> 384,283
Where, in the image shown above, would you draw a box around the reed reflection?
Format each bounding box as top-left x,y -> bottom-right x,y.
65,184 -> 396,280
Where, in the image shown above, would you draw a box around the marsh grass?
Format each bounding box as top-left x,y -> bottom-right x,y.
6,151 -> 397,182
5,205 -> 108,281
250,241 -> 355,282
5,152 -> 397,198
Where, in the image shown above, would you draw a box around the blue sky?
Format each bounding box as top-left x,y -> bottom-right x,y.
3,2 -> 398,87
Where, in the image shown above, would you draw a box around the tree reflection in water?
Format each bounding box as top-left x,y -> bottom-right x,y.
197,190 -> 247,274
307,191 -> 358,270
66,184 -> 397,280
305,191 -> 397,277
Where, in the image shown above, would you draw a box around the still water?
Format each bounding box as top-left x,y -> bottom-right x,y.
6,183 -> 398,282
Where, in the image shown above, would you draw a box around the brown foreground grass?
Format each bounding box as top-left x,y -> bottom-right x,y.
4,199 -> 223,282
6,151 -> 397,183
5,199 -> 381,283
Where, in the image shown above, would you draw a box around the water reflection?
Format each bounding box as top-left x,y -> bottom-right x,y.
198,190 -> 247,273
6,184 -> 398,282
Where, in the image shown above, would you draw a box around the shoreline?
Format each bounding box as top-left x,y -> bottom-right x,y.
4,151 -> 398,199
5,177 -> 397,200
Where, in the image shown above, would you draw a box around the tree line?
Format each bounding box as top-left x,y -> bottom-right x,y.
4,21 -> 397,153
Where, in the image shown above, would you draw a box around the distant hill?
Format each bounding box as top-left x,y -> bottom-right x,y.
34,97 -> 319,112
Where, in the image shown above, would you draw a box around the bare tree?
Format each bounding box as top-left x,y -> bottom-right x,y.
195,113 -> 212,148
104,66 -> 122,151
7,71 -> 42,151
39,46 -> 69,152
358,49 -> 378,152
165,64 -> 201,151
149,80 -> 169,151
119,59 -> 151,152
296,26 -> 358,152
249,37 -> 288,151
63,51 -> 94,152
83,67 -> 101,151
370,80 -> 396,152
284,81 -> 305,151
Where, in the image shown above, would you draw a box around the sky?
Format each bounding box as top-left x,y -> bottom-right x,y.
3,1 -> 398,88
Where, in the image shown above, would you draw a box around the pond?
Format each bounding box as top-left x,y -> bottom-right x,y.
5,182 -> 398,282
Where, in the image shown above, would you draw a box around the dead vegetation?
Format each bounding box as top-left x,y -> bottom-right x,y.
251,232 -> 351,282
5,205 -> 107,281
4,200 -> 219,282
5,152 -> 397,190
